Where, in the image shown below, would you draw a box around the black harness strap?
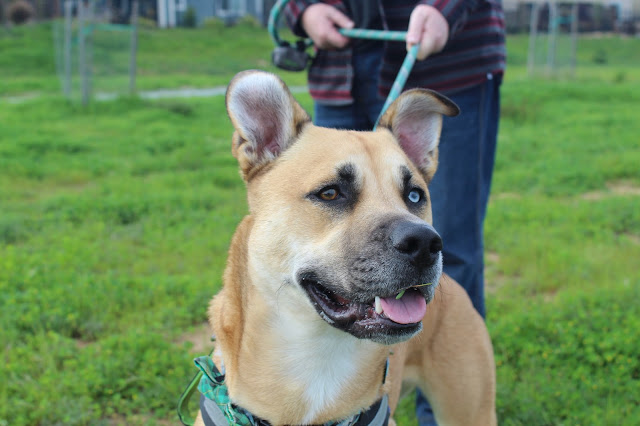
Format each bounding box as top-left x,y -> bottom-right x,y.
199,393 -> 389,426
352,395 -> 390,426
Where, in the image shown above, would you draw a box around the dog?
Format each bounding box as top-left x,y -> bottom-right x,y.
194,70 -> 496,426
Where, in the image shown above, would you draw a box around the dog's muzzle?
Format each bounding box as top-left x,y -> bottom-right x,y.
298,219 -> 443,345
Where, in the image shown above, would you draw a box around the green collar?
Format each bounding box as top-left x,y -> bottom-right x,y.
194,356 -> 267,425
190,356 -> 388,426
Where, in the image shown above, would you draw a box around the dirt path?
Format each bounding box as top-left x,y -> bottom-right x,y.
3,86 -> 309,104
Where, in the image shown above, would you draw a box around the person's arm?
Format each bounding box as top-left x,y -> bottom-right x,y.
406,0 -> 479,60
284,0 -> 318,37
285,0 -> 353,49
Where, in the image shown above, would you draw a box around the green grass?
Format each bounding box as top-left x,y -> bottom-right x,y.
0,97 -> 241,424
484,78 -> 640,425
1,23 -> 640,425
0,20 -> 308,96
2,20 -> 640,96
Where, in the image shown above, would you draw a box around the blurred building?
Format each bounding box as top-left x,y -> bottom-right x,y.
5,0 -> 637,32
503,0 -> 639,34
155,0 -> 276,27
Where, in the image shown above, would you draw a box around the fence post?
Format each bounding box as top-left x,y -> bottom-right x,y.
547,1 -> 558,75
63,0 -> 73,97
78,0 -> 90,105
129,0 -> 138,95
527,2 -> 540,76
570,2 -> 578,76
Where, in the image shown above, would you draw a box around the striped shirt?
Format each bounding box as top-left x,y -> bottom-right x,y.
286,0 -> 506,105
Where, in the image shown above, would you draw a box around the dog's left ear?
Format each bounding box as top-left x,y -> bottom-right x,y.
226,70 -> 311,180
377,89 -> 459,182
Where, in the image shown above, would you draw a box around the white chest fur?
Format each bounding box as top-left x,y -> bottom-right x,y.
276,310 -> 379,424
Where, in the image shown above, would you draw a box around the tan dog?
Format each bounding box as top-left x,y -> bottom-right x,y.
195,70 -> 496,426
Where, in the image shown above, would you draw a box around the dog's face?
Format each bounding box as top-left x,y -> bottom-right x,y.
226,71 -> 458,345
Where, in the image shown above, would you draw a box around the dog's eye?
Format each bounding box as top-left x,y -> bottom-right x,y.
319,187 -> 339,201
407,189 -> 422,204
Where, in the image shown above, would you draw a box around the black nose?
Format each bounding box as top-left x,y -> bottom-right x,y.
390,221 -> 442,267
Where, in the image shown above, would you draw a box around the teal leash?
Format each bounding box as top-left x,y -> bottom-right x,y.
268,0 -> 313,49
268,0 -> 419,129
337,28 -> 419,129
376,44 -> 420,129
337,28 -> 408,42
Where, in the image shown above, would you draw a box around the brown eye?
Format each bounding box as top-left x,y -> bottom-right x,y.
320,188 -> 339,201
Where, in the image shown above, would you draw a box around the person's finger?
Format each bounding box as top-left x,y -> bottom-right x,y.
327,7 -> 354,30
406,6 -> 427,47
406,5 -> 450,60
323,7 -> 352,48
303,4 -> 353,49
417,33 -> 437,60
325,30 -> 351,49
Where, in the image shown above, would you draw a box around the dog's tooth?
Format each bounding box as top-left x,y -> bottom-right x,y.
374,296 -> 383,314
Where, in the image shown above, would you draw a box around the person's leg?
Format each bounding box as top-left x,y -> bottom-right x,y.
313,47 -> 385,131
416,75 -> 501,426
314,102 -> 368,130
352,47 -> 385,128
429,75 -> 501,318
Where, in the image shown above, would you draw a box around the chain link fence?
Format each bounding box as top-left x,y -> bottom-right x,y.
52,0 -> 138,104
504,1 -> 639,77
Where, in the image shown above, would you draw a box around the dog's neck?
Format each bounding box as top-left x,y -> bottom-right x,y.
211,218 -> 389,425
244,298 -> 387,424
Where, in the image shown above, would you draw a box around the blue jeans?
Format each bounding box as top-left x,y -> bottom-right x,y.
414,75 -> 501,426
313,49 -> 501,426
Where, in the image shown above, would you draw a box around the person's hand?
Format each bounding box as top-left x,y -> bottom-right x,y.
301,3 -> 354,50
406,4 -> 449,60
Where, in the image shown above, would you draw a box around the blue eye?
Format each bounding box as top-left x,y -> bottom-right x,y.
407,189 -> 421,204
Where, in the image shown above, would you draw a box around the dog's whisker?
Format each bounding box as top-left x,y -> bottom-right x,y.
274,282 -> 289,315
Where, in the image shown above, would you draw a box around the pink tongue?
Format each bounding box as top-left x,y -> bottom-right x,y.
379,291 -> 427,324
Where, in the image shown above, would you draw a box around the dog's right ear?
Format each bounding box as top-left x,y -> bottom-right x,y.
377,89 -> 459,183
226,70 -> 311,180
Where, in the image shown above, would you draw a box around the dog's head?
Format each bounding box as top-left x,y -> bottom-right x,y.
226,71 -> 458,345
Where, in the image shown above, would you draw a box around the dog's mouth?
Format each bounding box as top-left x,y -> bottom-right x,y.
299,273 -> 431,344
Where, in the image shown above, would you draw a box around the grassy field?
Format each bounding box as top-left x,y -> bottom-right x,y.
1,22 -> 640,425
2,19 -> 640,97
0,20 -> 308,97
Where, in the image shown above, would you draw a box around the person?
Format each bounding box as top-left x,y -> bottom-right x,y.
285,1 -> 505,424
